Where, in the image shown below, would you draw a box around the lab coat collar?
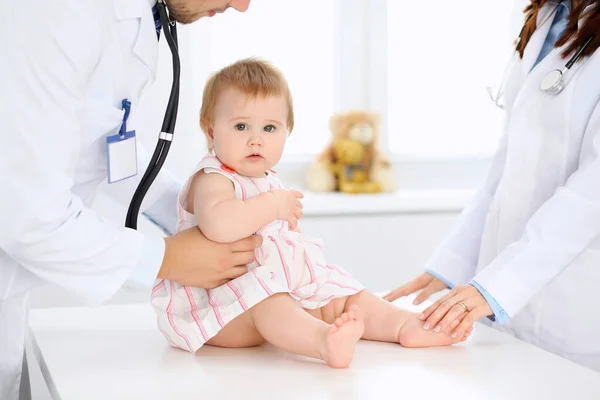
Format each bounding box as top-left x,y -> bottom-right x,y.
519,4 -> 557,76
114,0 -> 158,78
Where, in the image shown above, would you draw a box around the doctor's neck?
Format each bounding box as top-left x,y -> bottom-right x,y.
163,0 -> 250,24
518,0 -> 600,61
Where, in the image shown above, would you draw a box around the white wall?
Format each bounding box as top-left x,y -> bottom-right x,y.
300,212 -> 459,291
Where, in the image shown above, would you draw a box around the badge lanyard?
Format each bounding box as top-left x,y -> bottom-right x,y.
106,99 -> 138,184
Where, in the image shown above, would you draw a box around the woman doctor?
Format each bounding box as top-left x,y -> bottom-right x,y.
385,0 -> 600,372
0,1 -> 256,399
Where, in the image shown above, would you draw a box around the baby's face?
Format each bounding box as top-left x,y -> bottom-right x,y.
209,87 -> 288,177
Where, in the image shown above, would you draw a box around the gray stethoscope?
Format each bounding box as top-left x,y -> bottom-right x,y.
487,8 -> 595,109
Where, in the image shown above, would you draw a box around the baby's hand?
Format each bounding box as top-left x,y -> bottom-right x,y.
268,189 -> 304,226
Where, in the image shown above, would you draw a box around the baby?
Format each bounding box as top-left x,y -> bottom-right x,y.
151,58 -> 471,368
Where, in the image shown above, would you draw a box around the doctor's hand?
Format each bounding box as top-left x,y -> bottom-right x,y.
158,226 -> 262,288
418,284 -> 492,340
383,272 -> 448,305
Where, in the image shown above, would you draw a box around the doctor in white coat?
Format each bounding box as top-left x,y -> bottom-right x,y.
385,0 -> 600,372
0,0 -> 255,398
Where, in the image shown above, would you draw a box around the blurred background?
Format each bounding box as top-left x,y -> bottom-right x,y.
30,0 -> 530,308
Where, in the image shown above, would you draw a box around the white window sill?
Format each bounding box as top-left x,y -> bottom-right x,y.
275,155 -> 487,216
300,189 -> 475,217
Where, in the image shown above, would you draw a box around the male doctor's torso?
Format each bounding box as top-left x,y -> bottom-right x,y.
0,1 -> 178,397
427,3 -> 600,371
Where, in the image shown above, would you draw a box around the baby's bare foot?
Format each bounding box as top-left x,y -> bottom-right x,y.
321,305 -> 364,368
398,314 -> 472,348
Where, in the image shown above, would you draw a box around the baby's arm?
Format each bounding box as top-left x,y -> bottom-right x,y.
192,172 -> 302,243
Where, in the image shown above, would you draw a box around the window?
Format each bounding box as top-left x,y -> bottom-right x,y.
161,0 -> 527,189
205,0 -> 336,156
386,1 -> 518,158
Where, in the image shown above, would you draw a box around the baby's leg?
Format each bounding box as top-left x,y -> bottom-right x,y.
206,311 -> 266,348
248,293 -> 364,368
345,290 -> 471,347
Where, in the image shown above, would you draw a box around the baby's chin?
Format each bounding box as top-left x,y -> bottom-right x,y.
236,159 -> 273,177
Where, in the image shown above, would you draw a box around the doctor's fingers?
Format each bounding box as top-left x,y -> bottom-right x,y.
440,308 -> 470,336
442,312 -> 473,340
211,266 -> 249,287
420,288 -> 469,330
223,265 -> 248,281
451,311 -> 479,342
419,284 -> 467,320
230,234 -> 263,252
229,249 -> 257,267
383,274 -> 431,302
462,325 -> 474,342
412,279 -> 448,305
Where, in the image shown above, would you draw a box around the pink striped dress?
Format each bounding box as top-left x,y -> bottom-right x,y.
150,154 -> 364,353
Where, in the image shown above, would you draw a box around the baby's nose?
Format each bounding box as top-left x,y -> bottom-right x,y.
249,135 -> 263,146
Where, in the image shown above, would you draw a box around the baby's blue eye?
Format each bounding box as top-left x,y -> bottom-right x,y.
235,123 -> 248,131
264,125 -> 276,133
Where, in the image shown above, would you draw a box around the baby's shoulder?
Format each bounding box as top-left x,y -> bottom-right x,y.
188,155 -> 237,182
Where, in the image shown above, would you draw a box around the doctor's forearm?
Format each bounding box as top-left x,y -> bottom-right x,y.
474,187 -> 600,318
0,196 -> 161,304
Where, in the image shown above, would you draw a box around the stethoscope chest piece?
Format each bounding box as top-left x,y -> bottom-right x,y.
540,69 -> 565,94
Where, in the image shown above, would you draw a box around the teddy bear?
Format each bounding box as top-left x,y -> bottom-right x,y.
305,111 -> 397,194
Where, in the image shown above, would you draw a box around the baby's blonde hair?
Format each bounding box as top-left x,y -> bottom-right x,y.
199,58 -> 294,141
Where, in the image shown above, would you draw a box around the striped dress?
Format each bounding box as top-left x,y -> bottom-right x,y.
150,154 -> 364,353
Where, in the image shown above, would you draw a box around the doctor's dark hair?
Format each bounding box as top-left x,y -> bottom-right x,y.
517,0 -> 600,60
199,57 -> 294,139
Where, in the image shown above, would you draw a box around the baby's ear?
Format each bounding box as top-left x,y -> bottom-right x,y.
206,127 -> 215,147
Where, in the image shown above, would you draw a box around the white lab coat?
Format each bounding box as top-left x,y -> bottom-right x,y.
0,1 -> 180,398
427,4 -> 600,372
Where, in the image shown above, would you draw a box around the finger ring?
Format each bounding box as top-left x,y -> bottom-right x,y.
458,302 -> 470,312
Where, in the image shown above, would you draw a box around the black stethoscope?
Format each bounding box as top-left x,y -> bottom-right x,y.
540,35 -> 594,93
125,0 -> 180,230
487,4 -> 595,109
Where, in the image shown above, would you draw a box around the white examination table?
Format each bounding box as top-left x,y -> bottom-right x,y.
28,296 -> 600,399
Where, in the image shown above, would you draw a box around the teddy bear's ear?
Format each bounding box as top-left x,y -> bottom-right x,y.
369,112 -> 381,127
329,113 -> 343,135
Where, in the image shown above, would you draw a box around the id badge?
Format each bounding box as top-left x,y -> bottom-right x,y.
106,99 -> 138,183
106,131 -> 138,183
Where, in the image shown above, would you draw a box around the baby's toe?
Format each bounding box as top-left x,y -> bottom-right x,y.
347,305 -> 363,320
